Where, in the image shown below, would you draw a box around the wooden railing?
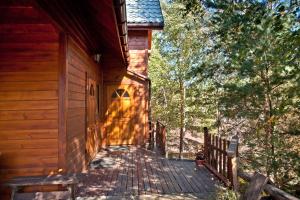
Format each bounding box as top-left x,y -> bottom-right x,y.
204,127 -> 299,199
156,121 -> 166,155
203,127 -> 239,190
238,171 -> 300,200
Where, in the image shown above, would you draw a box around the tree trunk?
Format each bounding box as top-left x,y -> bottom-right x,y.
179,80 -> 185,159
262,67 -> 275,179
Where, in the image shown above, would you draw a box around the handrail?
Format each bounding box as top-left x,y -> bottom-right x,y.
203,127 -> 299,199
238,171 -> 299,200
203,127 -> 239,190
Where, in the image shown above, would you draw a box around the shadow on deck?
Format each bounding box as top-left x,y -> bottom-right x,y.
76,147 -> 221,199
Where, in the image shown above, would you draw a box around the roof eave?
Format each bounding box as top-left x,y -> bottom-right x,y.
127,22 -> 164,30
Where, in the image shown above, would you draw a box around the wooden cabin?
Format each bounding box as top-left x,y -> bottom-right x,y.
0,0 -> 163,198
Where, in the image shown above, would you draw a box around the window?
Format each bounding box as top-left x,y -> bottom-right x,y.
111,89 -> 130,99
116,89 -> 125,96
90,84 -> 94,96
123,91 -> 130,98
111,91 -> 118,99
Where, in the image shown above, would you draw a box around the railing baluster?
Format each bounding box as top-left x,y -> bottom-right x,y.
222,138 -> 227,177
204,127 -> 209,163
219,137 -> 222,174
203,128 -> 239,189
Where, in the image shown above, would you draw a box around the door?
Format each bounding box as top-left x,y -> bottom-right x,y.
86,77 -> 99,162
105,85 -> 135,145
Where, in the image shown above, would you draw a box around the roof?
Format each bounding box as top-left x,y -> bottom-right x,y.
126,0 -> 164,29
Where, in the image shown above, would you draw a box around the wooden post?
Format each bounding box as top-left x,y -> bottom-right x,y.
156,121 -> 159,149
162,125 -> 166,155
222,139 -> 226,177
227,135 -> 239,191
149,122 -> 154,150
204,127 -> 208,162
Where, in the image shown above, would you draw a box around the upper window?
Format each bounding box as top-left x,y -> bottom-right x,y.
90,84 -> 94,96
111,89 -> 130,99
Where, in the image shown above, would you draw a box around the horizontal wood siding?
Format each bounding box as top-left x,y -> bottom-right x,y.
128,30 -> 149,76
66,38 -> 102,172
0,3 -> 59,186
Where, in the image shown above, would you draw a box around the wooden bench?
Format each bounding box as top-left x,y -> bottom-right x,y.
5,174 -> 78,200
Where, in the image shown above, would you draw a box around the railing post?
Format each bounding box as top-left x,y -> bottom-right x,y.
156,121 -> 159,149
204,127 -> 209,162
227,135 -> 239,191
148,122 -> 154,150
162,125 -> 166,155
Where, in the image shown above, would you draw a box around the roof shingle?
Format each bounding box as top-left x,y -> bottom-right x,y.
126,0 -> 164,27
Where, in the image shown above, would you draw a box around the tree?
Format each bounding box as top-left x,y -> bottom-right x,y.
150,0 -> 300,195
149,1 -> 210,158
190,0 -> 300,193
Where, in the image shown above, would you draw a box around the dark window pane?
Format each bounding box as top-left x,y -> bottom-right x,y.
116,89 -> 125,97
90,84 -> 94,96
123,91 -> 130,98
111,91 -> 118,98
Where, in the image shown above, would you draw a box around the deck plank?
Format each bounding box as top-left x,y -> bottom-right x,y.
161,158 -> 182,193
173,161 -> 202,193
157,157 -> 177,194
144,153 -> 158,193
176,161 -> 208,194
152,153 -> 169,194
76,147 -> 219,198
140,150 -> 151,194
132,149 -> 139,195
169,160 -> 195,193
136,149 -> 145,195
185,162 -> 217,193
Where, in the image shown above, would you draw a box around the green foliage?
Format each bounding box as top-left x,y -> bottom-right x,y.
203,1 -> 300,193
149,0 -> 300,196
149,1 -> 218,133
212,187 -> 240,200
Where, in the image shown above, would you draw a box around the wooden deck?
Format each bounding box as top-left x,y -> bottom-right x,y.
76,147 -> 220,199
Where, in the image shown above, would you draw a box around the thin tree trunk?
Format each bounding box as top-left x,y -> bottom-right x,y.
262,66 -> 275,179
179,80 -> 185,159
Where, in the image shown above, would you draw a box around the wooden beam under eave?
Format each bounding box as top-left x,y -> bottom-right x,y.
34,0 -> 100,54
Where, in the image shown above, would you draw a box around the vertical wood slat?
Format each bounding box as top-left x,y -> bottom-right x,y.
216,136 -> 218,170
214,136 -> 217,169
222,139 -> 227,177
227,135 -> 239,191
212,135 -> 215,168
204,127 -> 209,164
203,128 -> 239,189
210,134 -> 212,166
149,121 -> 154,150
227,140 -> 233,187
218,137 -> 222,174
161,125 -> 166,155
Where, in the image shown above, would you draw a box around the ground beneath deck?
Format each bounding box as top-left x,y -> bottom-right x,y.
76,147 -> 220,199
